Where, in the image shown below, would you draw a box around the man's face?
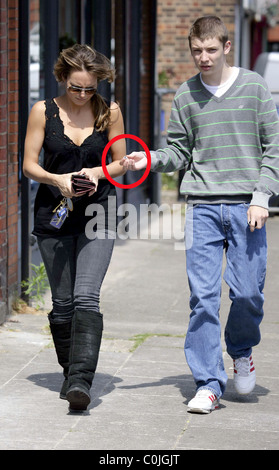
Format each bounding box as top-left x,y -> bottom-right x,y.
190,37 -> 231,83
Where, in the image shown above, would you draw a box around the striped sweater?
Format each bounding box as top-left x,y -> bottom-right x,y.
151,68 -> 279,208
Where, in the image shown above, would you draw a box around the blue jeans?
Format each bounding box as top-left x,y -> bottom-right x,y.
184,203 -> 267,398
38,232 -> 114,324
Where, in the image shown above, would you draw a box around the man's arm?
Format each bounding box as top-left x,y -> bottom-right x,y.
250,75 -> 279,209
121,92 -> 192,173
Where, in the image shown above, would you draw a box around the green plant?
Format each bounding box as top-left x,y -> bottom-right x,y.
129,333 -> 184,352
158,70 -> 169,88
162,172 -> 178,190
21,263 -> 49,310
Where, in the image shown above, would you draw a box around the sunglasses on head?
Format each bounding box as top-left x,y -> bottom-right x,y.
67,84 -> 97,95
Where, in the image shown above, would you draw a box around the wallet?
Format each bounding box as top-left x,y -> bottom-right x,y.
71,174 -> 96,194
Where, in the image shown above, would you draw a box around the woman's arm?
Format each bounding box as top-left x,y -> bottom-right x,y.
23,101 -> 76,197
78,102 -> 127,190
23,101 -> 53,183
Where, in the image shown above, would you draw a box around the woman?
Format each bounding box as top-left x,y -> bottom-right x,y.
23,44 -> 126,412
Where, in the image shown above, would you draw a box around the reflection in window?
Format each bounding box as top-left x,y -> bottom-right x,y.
30,0 -> 40,107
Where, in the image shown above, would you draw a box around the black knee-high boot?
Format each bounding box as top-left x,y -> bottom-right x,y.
66,310 -> 103,411
48,312 -> 72,399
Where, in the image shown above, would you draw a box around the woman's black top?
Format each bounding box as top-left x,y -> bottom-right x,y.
33,98 -> 116,238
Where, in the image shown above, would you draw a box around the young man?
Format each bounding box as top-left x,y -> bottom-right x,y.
121,16 -> 279,413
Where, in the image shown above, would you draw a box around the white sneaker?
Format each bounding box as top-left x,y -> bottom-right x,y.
187,389 -> 219,414
233,355 -> 256,395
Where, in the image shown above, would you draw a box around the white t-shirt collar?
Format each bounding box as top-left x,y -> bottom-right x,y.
200,67 -> 240,97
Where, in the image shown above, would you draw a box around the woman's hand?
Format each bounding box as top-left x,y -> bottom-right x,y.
56,169 -> 98,198
120,152 -> 147,170
76,168 -> 99,196
55,173 -> 77,198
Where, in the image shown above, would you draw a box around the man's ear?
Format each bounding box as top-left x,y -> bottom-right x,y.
224,40 -> 231,55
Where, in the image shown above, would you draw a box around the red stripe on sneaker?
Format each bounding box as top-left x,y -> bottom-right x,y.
250,357 -> 254,372
209,394 -> 217,402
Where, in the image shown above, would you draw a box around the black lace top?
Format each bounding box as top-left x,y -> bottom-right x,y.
32,98 -> 116,237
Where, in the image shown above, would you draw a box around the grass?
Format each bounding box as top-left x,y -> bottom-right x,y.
129,332 -> 184,352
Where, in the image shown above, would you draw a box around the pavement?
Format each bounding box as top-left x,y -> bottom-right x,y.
0,194 -> 279,452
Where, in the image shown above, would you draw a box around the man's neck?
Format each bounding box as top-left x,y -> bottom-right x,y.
201,63 -> 233,87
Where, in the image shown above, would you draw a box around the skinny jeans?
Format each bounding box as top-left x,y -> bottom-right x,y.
38,231 -> 114,324
184,203 -> 267,398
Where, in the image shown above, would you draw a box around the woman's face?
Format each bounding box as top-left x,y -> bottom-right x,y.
65,70 -> 98,106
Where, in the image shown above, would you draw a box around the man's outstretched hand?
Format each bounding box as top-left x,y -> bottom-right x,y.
120,152 -> 147,171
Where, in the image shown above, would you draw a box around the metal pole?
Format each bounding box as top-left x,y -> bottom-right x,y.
19,0 -> 31,298
42,0 -> 59,98
123,0 -> 142,200
92,0 -> 112,102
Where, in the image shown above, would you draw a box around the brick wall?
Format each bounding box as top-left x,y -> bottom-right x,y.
0,0 -> 19,323
156,0 -> 237,129
157,0 -> 236,89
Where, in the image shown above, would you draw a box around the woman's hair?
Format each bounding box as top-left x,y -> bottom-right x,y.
53,44 -> 116,131
188,16 -> 229,49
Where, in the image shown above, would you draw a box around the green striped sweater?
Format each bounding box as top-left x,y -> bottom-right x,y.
151,68 -> 279,208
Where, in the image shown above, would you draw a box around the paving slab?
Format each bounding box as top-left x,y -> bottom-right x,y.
0,205 -> 279,452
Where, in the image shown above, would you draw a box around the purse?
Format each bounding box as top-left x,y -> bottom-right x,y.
71,174 -> 96,195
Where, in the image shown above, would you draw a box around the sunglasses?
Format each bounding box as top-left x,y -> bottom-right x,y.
67,84 -> 97,95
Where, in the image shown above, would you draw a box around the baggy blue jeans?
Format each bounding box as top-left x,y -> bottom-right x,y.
184,203 -> 267,398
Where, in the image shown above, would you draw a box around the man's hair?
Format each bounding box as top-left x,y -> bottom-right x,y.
188,16 -> 229,49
